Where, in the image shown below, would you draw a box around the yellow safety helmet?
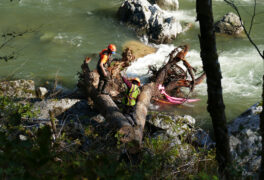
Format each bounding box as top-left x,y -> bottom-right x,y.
132,77 -> 140,86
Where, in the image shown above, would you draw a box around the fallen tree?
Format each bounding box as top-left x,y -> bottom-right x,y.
77,46 -> 205,152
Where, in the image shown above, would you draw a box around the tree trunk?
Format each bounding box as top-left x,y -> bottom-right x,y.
260,74 -> 264,179
196,0 -> 232,178
79,59 -> 138,147
134,82 -> 156,143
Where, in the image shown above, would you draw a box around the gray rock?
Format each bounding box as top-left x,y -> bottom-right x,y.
214,12 -> 244,35
229,135 -> 241,151
118,0 -> 182,44
193,128 -> 215,148
148,114 -> 194,135
36,87 -> 48,99
32,98 -> 80,121
0,80 -> 36,98
228,103 -> 262,176
228,103 -> 260,134
90,114 -> 105,124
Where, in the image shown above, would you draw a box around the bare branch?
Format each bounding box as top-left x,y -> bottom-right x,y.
248,0 -> 257,35
224,0 -> 264,59
0,30 -> 33,50
0,26 -> 43,62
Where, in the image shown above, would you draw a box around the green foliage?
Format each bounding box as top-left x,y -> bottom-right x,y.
0,96 -> 35,126
0,125 -> 56,179
189,172 -> 219,180
0,96 -> 220,179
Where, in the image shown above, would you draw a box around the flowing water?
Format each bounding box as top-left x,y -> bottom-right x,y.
0,0 -> 263,128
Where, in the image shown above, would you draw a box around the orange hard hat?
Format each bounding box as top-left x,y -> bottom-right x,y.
108,44 -> 116,53
132,77 -> 140,86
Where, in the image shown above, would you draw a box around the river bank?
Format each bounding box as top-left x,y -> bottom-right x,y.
0,76 -> 262,178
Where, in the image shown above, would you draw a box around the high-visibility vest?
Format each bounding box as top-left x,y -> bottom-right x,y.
98,49 -> 111,67
122,84 -> 140,106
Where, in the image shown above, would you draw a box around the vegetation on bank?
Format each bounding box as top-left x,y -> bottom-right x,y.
0,95 -> 221,179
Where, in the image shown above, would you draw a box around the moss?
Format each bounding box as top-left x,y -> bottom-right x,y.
159,115 -> 174,125
21,88 -> 36,96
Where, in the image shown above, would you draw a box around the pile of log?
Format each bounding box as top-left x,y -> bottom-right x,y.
77,46 -> 206,153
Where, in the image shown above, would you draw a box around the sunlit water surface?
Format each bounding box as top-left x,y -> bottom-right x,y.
0,0 -> 263,128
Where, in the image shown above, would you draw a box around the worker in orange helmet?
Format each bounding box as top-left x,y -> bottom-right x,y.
97,44 -> 117,94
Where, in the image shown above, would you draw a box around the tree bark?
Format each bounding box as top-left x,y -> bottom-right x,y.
260,74 -> 264,179
196,0 -> 232,178
165,73 -> 206,92
79,59 -> 138,146
134,82 -> 156,143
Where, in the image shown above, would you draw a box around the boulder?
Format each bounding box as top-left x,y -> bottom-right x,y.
31,98 -> 80,121
122,40 -> 157,59
118,0 -> 182,44
0,80 -> 36,98
214,12 -> 244,35
228,103 -> 262,176
148,0 -> 179,10
148,113 -> 195,137
192,128 -> 215,148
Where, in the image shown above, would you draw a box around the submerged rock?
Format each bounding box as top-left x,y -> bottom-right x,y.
0,80 -> 36,98
122,40 -> 157,59
118,0 -> 182,44
214,12 -> 244,35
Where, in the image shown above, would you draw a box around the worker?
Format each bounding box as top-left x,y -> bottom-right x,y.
97,44 -> 117,94
121,75 -> 141,126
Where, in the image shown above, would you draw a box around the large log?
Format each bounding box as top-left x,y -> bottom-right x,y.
78,46 -> 205,152
79,59 -> 138,146
134,82 -> 155,143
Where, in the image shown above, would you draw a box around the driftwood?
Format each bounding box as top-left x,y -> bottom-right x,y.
78,47 -> 205,152
150,46 -> 206,98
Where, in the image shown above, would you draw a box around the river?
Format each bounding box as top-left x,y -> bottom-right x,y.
0,0 -> 263,128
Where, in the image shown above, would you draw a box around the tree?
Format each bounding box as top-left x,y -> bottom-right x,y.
196,0 -> 232,178
223,0 -> 264,178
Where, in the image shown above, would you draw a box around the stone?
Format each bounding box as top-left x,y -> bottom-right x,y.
36,87 -> 48,99
32,98 -> 80,121
19,134 -> 27,141
118,0 -> 182,44
229,135 -> 241,151
90,114 -> 105,124
0,80 -> 36,98
227,103 -> 262,176
214,12 -> 244,35
193,128 -> 215,148
148,113 -> 196,140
